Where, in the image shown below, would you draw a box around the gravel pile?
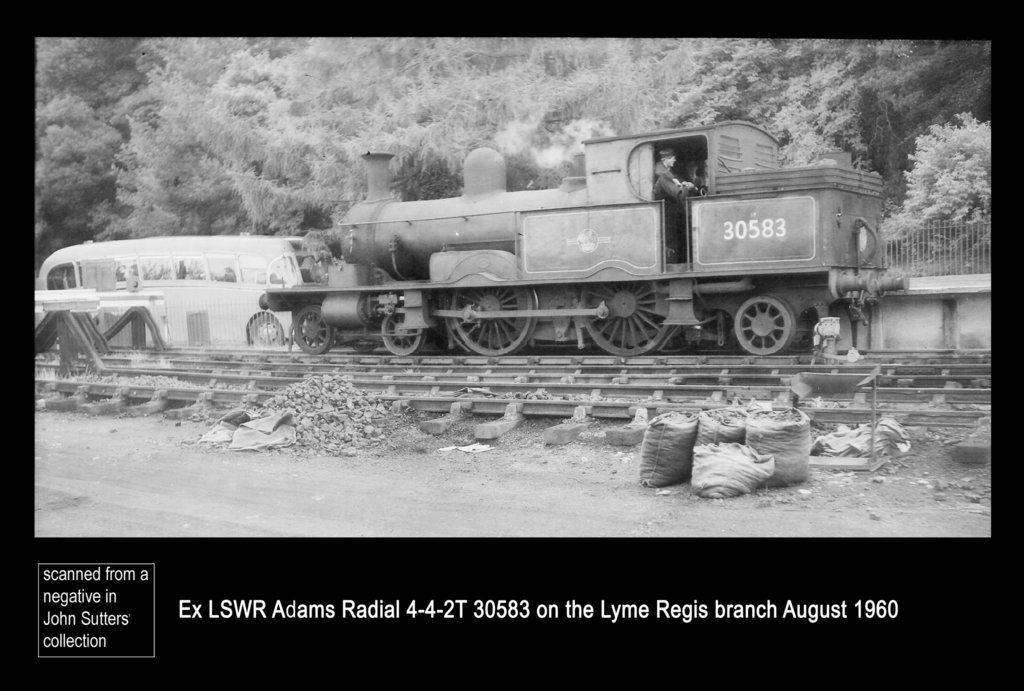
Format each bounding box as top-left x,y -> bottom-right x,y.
62,373 -> 205,389
258,374 -> 391,453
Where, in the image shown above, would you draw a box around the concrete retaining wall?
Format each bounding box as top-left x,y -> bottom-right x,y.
870,274 -> 991,350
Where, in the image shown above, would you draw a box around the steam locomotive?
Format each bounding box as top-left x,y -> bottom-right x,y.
262,121 -> 905,357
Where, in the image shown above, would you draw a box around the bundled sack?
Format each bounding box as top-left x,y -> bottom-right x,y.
697,407 -> 748,445
691,443 -> 775,498
639,411 -> 700,487
745,408 -> 811,487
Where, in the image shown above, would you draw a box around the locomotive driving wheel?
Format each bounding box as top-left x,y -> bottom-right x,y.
445,287 -> 537,356
381,311 -> 425,356
733,294 -> 797,356
580,282 -> 672,356
292,304 -> 334,355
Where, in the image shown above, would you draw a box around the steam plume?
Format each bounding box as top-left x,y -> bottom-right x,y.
495,116 -> 615,169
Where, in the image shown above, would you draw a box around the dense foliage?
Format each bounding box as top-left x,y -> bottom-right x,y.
35,37 -> 991,270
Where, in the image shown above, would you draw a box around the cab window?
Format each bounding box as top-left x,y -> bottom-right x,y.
268,255 -> 297,286
629,136 -> 710,200
46,263 -> 78,290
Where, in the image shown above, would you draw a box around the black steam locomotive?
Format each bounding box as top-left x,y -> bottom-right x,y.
262,121 -> 905,357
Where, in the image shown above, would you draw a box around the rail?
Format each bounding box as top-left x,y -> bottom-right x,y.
35,348 -> 991,428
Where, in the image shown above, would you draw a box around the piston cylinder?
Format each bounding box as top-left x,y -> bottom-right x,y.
322,293 -> 373,328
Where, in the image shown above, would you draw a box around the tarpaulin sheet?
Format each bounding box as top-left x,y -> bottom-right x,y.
812,418 -> 911,457
200,410 -> 297,451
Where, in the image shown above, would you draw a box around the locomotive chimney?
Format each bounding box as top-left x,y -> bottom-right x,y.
362,152 -> 395,202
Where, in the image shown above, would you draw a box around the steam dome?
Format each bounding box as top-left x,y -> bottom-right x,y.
463,147 -> 507,197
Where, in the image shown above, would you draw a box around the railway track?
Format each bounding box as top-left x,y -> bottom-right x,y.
35,346 -> 991,430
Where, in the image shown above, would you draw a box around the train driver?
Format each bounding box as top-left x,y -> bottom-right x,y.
654,148 -> 699,263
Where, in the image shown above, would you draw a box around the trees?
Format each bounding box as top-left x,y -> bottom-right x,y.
884,114 -> 991,236
330,38 -> 634,198
34,37 -> 991,269
35,94 -> 124,266
857,40 -> 991,207
879,113 -> 991,276
97,38 -> 255,240
35,38 -> 145,268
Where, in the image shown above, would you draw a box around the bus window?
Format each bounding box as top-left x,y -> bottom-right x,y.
139,255 -> 174,281
208,254 -> 238,283
113,257 -> 138,286
239,254 -> 268,285
46,263 -> 78,290
174,255 -> 208,280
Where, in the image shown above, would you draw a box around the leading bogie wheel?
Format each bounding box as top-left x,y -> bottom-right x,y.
733,294 -> 797,356
381,311 -> 425,356
292,304 -> 334,355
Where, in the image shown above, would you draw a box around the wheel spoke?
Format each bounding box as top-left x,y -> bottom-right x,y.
627,318 -> 641,349
610,318 -> 624,344
496,319 -> 514,347
733,295 -> 795,356
582,282 -> 669,356
446,288 -> 536,355
293,306 -> 333,355
634,310 -> 660,332
382,312 -> 424,356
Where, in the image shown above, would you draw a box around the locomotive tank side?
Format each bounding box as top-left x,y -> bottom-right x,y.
686,157 -> 906,354
342,148 -> 587,281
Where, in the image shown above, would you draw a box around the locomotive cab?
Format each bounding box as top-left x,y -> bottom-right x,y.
627,135 -> 709,263
585,122 -> 779,266
628,136 -> 709,202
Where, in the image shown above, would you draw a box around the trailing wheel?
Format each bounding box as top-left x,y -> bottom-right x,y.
247,311 -> 285,347
581,281 -> 672,356
381,311 -> 425,356
445,287 -> 537,356
733,295 -> 797,356
292,304 -> 334,355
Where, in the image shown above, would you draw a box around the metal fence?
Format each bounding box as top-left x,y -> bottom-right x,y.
883,218 -> 991,277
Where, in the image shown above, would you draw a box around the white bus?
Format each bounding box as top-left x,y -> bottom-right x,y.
36,235 -> 318,347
